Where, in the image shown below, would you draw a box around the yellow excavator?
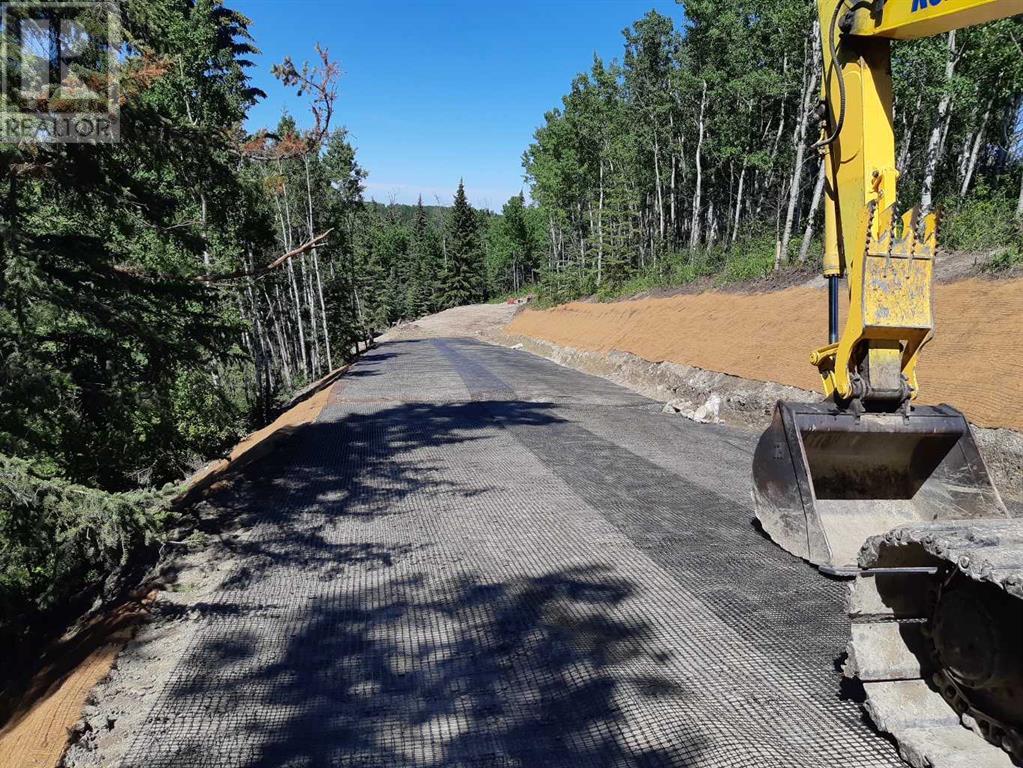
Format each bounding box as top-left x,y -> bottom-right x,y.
751,0 -> 1023,764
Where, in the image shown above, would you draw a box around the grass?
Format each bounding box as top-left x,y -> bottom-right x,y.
535,232 -> 812,306
984,245 -> 1023,272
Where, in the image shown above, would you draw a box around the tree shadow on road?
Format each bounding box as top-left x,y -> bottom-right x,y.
132,564 -> 700,768
197,400 -> 566,590
119,396 -> 703,766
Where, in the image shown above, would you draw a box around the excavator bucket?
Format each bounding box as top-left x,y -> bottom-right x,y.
752,401 -> 1007,570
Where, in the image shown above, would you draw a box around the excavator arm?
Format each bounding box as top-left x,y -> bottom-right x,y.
845,0 -> 1023,40
752,6 -> 1023,574
812,0 -> 1022,405
753,0 -> 1018,570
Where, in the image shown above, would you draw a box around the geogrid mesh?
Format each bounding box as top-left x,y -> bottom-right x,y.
120,338 -> 902,767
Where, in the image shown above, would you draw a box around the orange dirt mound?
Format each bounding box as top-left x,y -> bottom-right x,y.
506,277 -> 1023,431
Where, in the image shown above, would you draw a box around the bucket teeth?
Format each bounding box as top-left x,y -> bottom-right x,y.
872,204 -> 896,252
871,206 -> 938,259
921,209 -> 938,248
890,208 -> 918,258
901,207 -> 918,239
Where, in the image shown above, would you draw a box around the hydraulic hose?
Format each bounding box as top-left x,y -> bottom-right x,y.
812,0 -> 848,151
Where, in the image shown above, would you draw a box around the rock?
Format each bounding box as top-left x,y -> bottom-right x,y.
662,399 -> 694,415
661,394 -> 721,424
692,393 -> 722,424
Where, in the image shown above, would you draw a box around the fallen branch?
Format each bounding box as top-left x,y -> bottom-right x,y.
197,229 -> 334,283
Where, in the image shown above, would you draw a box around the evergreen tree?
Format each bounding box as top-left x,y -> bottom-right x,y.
438,181 -> 484,308
407,197 -> 435,316
0,0 -> 264,488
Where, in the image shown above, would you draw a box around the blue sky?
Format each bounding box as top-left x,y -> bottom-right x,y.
236,0 -> 683,210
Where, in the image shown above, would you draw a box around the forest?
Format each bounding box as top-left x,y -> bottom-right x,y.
1,0 -> 1022,658
522,2 -> 1023,303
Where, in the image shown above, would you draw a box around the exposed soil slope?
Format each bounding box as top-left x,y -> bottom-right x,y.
506,277 -> 1023,431
0,599 -> 152,768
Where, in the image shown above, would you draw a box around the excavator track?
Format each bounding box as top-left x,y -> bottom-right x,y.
846,519 -> 1023,768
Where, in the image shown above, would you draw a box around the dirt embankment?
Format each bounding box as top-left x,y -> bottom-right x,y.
507,277 -> 1023,432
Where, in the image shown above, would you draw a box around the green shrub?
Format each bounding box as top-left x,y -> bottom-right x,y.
171,368 -> 247,473
596,271 -> 660,301
941,188 -> 1022,252
0,455 -> 174,651
984,245 -> 1023,272
718,236 -> 777,283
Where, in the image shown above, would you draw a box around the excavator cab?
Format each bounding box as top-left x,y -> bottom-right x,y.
750,0 -> 1011,571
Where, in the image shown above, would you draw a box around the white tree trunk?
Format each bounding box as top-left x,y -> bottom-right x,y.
897,92 -> 923,175
959,97 -> 992,198
669,144 -> 677,238
689,79 -> 707,253
286,258 -> 308,377
653,130 -> 664,240
266,286 -> 293,388
773,179 -> 788,271
956,122 -> 974,184
706,197 -> 717,249
755,105 -> 787,220
780,20 -> 821,264
548,216 -> 557,271
303,155 -> 333,371
798,157 -> 827,263
302,253 -> 320,374
730,162 -> 747,243
920,31 -> 957,217
200,193 -> 210,273
1016,165 -> 1023,221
